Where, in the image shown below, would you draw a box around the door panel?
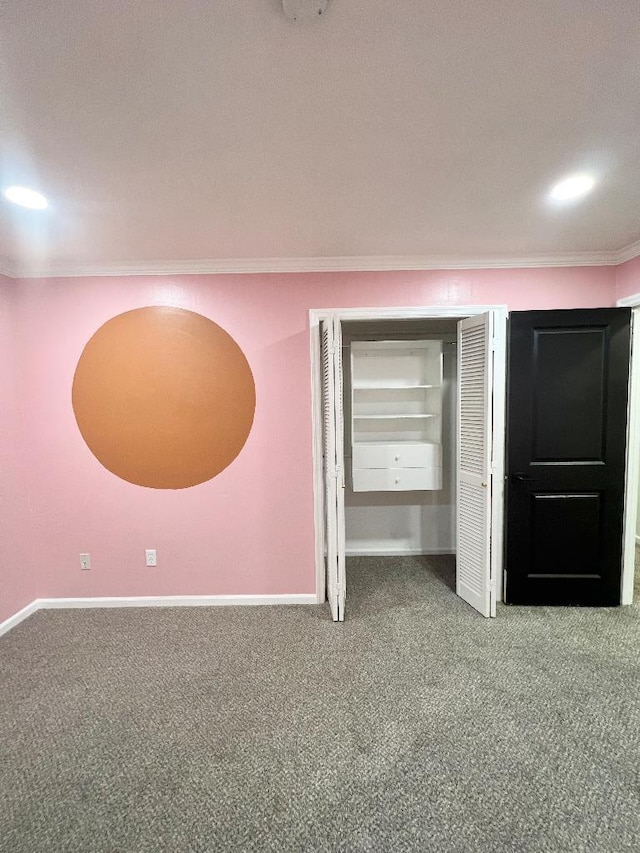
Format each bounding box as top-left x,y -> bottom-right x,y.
529,493 -> 601,576
532,328 -> 607,461
505,309 -> 631,606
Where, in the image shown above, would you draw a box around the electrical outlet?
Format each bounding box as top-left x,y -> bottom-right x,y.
80,553 -> 91,571
145,549 -> 157,567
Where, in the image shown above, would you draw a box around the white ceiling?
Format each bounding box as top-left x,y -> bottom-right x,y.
1,0 -> 640,276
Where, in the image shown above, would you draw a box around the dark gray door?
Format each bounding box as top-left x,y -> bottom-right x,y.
505,308 -> 631,606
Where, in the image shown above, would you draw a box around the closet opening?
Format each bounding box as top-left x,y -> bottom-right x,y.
310,305 -> 507,622
342,318 -> 458,613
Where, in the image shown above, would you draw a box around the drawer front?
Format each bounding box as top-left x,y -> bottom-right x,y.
352,443 -> 441,469
352,466 -> 442,492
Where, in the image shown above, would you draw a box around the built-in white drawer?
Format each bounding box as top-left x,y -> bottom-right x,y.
352,442 -> 441,469
352,466 -> 442,492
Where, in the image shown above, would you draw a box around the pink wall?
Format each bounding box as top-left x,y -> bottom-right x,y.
616,256 -> 640,302
0,276 -> 34,623
8,265 -> 615,609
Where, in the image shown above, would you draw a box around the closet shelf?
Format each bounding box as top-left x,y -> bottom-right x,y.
353,439 -> 441,446
353,413 -> 439,420
353,383 -> 440,390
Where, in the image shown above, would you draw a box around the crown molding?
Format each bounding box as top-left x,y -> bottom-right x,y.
615,238 -> 640,265
616,292 -> 640,307
0,259 -> 18,279
2,240 -> 639,279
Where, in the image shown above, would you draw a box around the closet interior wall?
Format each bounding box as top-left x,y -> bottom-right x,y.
342,319 -> 459,557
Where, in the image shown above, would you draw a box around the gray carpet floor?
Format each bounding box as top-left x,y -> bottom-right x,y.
2,555 -> 640,853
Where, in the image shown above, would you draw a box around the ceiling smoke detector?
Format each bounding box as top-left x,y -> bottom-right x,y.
282,0 -> 330,24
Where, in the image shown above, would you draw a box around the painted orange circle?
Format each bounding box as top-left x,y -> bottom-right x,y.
72,307 -> 256,489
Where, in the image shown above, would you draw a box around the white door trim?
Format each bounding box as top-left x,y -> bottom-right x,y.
618,292 -> 640,604
309,312 -> 326,605
490,310 -> 507,612
309,304 -> 508,609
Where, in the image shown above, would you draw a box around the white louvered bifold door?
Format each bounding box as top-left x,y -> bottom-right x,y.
332,317 -> 346,620
456,313 -> 495,617
320,317 -> 346,622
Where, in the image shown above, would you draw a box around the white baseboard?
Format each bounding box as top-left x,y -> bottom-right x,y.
36,594 -> 318,609
0,600 -> 40,638
0,594 -> 318,637
345,548 -> 455,557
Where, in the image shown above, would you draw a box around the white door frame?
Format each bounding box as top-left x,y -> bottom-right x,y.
309,304 -> 508,608
618,292 -> 640,604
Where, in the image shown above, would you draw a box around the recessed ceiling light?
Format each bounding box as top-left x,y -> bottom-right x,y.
548,174 -> 596,204
2,185 -> 49,210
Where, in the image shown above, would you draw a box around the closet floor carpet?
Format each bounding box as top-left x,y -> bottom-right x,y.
2,555 -> 640,853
